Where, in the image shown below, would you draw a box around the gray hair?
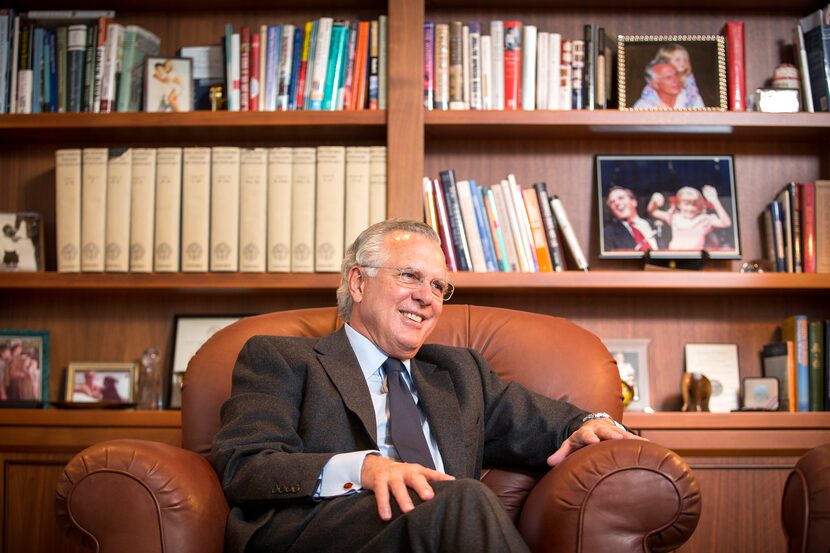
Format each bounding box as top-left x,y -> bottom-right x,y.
645,56 -> 673,82
336,219 -> 441,321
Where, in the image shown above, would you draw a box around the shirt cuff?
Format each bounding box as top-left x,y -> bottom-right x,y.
315,450 -> 379,498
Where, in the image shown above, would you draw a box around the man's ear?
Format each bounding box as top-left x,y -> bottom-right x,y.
347,265 -> 365,303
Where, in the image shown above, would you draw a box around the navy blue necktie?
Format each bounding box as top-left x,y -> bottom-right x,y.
383,357 -> 436,469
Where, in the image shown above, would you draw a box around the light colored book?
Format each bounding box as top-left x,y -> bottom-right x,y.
55,149 -> 82,272
180,147 -> 210,272
105,148 -> 132,272
521,25 -> 537,111
15,69 -> 32,114
490,184 -> 519,271
507,174 -> 538,271
469,23 -> 482,110
239,148 -> 268,272
81,148 -> 108,271
456,179 -> 487,271
229,32 -> 240,111
498,179 -> 531,272
815,180 -> 830,272
308,17 -> 333,110
548,33 -> 562,110
433,23 -> 450,110
210,147 -> 240,271
99,22 -> 124,112
461,24 -> 471,109
369,146 -> 387,224
550,194 -> 589,271
116,25 -> 160,112
378,15 -> 387,110
154,148 -> 183,272
560,40 -> 573,111
449,21 -> 464,109
480,34 -> 492,110
277,24 -> 295,110
536,31 -> 549,109
315,146 -> 346,272
345,146 -> 371,251
490,21 -> 505,110
267,147 -> 292,272
291,147 -> 316,272
129,148 -> 157,272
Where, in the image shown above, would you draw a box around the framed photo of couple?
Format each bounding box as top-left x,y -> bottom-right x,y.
596,155 -> 740,260
617,35 -> 727,111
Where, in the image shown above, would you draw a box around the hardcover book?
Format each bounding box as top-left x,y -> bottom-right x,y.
79,148 -> 106,269
723,21 -> 746,111
154,148 -> 183,272
239,148 -> 268,272
291,147 -> 316,272
799,8 -> 830,111
344,146 -> 371,250
782,314 -> 810,412
180,147 -> 210,272
104,148 -> 132,272
128,148 -> 157,272
267,147 -> 292,272
55,149 -> 82,272
315,146 -> 346,272
503,21 -> 522,110
762,341 -> 796,411
209,146 -> 240,272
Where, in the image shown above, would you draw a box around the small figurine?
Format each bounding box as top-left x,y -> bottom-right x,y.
209,85 -> 224,111
681,372 -> 712,412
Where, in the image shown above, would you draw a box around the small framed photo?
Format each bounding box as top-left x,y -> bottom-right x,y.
144,56 -> 193,112
742,377 -> 779,411
601,338 -> 651,412
169,316 -> 241,408
596,155 -> 740,260
65,362 -> 138,404
1,212 -> 44,271
617,35 -> 727,111
685,343 -> 740,413
0,329 -> 49,407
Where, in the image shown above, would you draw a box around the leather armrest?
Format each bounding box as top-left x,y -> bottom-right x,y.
518,440 -> 701,553
55,439 -> 228,553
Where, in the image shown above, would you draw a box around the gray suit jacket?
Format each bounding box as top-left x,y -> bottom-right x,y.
211,329 -> 587,551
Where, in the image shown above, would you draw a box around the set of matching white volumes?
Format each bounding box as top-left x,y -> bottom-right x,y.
54,145 -> 387,274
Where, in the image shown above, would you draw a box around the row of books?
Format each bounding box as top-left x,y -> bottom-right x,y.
423,169 -> 588,273
761,181 -> 830,273
54,145 -> 387,274
762,315 -> 829,411
794,5 -> 830,113
223,16 -> 387,112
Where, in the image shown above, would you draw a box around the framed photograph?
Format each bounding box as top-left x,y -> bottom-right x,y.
601,338 -> 651,412
742,377 -> 779,411
617,35 -> 727,111
65,362 -> 138,404
169,316 -> 241,408
144,56 -> 193,112
0,329 -> 49,407
1,212 -> 44,271
685,343 -> 740,413
596,155 -> 740,259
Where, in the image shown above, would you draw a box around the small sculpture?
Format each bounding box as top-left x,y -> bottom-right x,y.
138,347 -> 162,410
681,372 -> 712,412
209,85 -> 224,111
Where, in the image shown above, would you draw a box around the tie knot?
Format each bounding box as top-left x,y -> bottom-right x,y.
382,357 -> 405,377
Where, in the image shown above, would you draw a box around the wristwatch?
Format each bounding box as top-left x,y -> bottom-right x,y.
581,412 -> 626,431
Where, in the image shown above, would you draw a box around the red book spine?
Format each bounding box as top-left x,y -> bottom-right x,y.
503,21 -> 522,110
724,21 -> 746,111
249,33 -> 260,111
239,26 -> 250,111
800,182 -> 817,273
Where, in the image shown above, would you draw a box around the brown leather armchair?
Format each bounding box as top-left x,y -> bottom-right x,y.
56,305 -> 701,552
782,441 -> 830,553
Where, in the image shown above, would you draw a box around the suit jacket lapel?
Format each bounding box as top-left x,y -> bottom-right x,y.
315,329 -> 378,447
411,359 -> 465,476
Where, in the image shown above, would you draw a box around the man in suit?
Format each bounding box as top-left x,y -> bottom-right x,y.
603,186 -> 658,253
212,219 -> 642,552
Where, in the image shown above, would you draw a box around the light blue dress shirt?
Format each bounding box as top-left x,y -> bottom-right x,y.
316,324 -> 445,497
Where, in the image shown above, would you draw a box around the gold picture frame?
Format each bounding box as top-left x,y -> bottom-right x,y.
65,362 -> 138,404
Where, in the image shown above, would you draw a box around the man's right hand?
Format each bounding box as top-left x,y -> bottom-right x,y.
360,455 -> 455,521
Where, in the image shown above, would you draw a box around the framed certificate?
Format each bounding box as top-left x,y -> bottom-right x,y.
684,343 -> 740,412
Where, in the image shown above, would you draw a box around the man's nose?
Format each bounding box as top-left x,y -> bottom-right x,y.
411,279 -> 435,303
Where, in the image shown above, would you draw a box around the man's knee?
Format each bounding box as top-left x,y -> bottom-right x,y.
430,478 -> 499,506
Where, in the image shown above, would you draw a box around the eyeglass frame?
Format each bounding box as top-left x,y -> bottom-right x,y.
359,265 -> 455,301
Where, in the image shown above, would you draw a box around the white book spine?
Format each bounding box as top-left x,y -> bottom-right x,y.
521,25 -> 537,111
105,148 -> 132,272
309,17 -> 333,110
129,148 -> 157,272
81,148 -> 108,271
490,21 -> 504,110
180,147 -> 211,272
277,24 -> 294,110
507,174 -> 537,271
291,147 -> 316,272
15,69 -> 32,114
344,146 -> 371,251
469,25 -> 482,110
100,23 -> 124,113
490,184 -> 519,271
229,33 -> 240,111
267,147 -> 293,272
368,146 -> 387,224
154,148 -> 183,272
550,195 -> 589,271
210,146 -> 240,271
559,40 -> 573,111
55,149 -> 83,272
238,148 -> 268,272
461,24 -> 471,109
315,146 -> 346,272
499,179 -> 530,272
433,23 -> 450,110
548,33 -> 561,110
456,179 -> 487,272
480,35 -> 492,110
536,31 -> 549,110
259,25 -> 268,111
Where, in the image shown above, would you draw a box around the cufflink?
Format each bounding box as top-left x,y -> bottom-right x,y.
342,482 -> 354,490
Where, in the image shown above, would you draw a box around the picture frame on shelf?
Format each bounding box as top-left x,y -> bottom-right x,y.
741,376 -> 779,411
169,315 -> 241,408
596,155 -> 740,260
65,362 -> 138,405
144,56 -> 193,113
0,329 -> 49,408
601,338 -> 652,412
0,212 -> 44,272
684,343 -> 741,413
617,34 -> 727,111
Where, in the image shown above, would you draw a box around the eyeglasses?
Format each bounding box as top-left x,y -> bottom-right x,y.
361,266 -> 454,301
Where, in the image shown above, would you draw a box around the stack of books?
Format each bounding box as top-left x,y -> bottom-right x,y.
762,180 -> 830,273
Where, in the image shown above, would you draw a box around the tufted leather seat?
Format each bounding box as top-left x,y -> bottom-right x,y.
782,441 -> 830,553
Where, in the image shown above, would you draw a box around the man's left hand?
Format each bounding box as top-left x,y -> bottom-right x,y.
546,419 -> 646,466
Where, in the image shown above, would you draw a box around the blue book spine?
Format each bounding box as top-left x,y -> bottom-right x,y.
287,27 -> 303,110
224,23 -> 233,110
335,24 -> 350,109
31,27 -> 44,113
48,30 -> 58,112
264,25 -> 281,111
439,169 -> 472,271
303,21 -> 318,109
801,17 -> 830,111
769,201 -> 786,272
484,187 -> 510,271
0,10 -> 11,113
469,180 -> 498,271
321,23 -> 347,110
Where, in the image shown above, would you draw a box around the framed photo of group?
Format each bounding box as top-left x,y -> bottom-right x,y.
0,329 -> 49,408
617,34 -> 727,111
596,155 -> 740,260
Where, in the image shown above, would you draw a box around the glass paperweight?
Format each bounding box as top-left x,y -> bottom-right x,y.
138,346 -> 162,410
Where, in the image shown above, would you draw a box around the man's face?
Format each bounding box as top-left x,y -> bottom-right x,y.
348,231 -> 447,360
607,189 -> 637,222
651,63 -> 683,97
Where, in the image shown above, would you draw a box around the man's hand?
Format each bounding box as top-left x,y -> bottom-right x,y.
360,455 -> 455,521
546,419 -> 647,466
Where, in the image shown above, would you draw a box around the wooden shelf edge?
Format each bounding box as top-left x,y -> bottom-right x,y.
0,408 -> 182,427
624,411 -> 830,430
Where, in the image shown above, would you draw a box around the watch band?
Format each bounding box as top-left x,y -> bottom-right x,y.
581,411 -> 626,431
